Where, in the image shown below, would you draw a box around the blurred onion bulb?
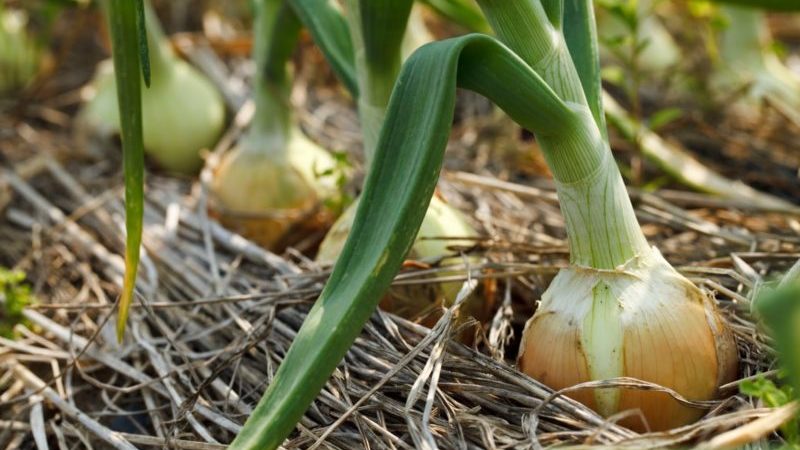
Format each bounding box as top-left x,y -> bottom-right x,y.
519,247 -> 738,431
317,194 -> 490,330
208,0 -> 339,250
210,132 -> 338,249
0,7 -> 41,96
314,0 -> 489,333
78,4 -> 224,174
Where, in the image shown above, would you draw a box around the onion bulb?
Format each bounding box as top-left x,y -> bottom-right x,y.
518,247 -> 738,431
209,132 -> 339,249
78,10 -> 225,175
318,193 -> 492,333
0,7 -> 41,96
208,0 -> 345,250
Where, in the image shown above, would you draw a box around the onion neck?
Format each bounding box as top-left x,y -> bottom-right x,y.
539,106 -> 649,270
344,0 -> 408,167
244,0 -> 298,158
475,0 -> 649,269
554,152 -> 650,270
244,79 -> 292,158
475,0 -> 587,106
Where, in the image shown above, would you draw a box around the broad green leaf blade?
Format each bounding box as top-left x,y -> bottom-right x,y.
106,0 -> 145,341
229,33 -> 572,450
290,0 -> 358,95
710,0 -> 800,12
756,285 -> 800,396
563,0 -> 607,138
420,0 -> 491,33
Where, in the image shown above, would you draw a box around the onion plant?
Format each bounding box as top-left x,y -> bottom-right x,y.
79,0 -> 225,174
313,0 -> 484,327
112,0 -> 358,339
106,0 -> 797,443
596,0 -> 798,208
102,0 -> 147,341
230,0 -> 740,447
208,0 -> 343,249
713,4 -> 800,127
434,0 -> 792,209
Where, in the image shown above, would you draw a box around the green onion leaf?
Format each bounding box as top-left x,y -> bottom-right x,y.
344,0 -> 412,163
356,0 -> 412,71
541,0 -> 564,29
230,33 -> 573,450
106,0 -> 146,341
289,0 -> 358,95
563,0 -> 606,136
262,1 -> 300,87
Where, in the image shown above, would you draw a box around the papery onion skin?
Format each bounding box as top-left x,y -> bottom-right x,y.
519,248 -> 738,432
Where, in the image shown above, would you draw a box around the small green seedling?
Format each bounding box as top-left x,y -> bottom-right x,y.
0,267 -> 33,338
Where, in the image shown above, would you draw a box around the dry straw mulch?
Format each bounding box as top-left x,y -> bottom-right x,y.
0,127 -> 797,448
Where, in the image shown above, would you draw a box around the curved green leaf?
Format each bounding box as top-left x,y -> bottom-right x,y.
289,0 -> 358,95
229,33 -> 574,450
106,0 -> 146,341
